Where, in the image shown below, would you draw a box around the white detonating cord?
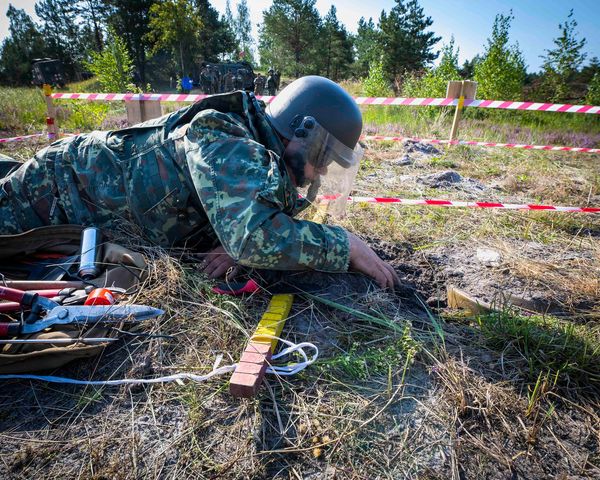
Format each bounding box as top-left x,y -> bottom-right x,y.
0,337 -> 318,386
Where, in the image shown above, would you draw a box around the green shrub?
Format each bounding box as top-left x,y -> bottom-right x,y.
402,38 -> 461,98
474,13 -> 526,100
363,59 -> 393,97
84,28 -> 134,94
585,72 -> 600,105
62,102 -> 109,131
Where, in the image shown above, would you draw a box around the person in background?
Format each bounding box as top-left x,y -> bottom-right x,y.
254,73 -> 266,95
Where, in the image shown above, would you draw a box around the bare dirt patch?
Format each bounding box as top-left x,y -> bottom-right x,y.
369,237 -> 600,316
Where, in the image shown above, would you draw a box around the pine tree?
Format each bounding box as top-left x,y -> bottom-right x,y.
586,72 -> 600,105
145,0 -> 203,76
258,0 -> 321,77
579,57 -> 600,85
195,0 -> 237,62
539,10 -> 587,102
0,6 -> 47,85
459,55 -> 481,80
223,0 -> 238,59
377,0 -> 440,81
320,6 -> 353,80
474,12 -> 526,100
107,0 -> 156,83
355,17 -> 380,78
35,0 -> 84,78
224,0 -> 234,27
76,0 -> 111,52
236,0 -> 254,64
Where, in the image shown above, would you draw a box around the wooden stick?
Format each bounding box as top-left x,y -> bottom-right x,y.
43,84 -> 58,141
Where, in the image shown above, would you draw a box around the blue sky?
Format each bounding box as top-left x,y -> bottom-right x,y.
1,0 -> 599,72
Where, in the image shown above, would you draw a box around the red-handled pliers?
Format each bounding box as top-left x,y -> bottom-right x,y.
0,286 -> 163,338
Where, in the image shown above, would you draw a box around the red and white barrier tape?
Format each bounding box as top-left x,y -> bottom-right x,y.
3,130 -> 598,157
51,92 -> 600,114
362,135 -> 600,154
322,196 -> 600,214
356,97 -> 600,114
51,92 -> 248,103
0,133 -> 46,143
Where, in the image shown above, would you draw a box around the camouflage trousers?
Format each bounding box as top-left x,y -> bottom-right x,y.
0,157 -> 68,235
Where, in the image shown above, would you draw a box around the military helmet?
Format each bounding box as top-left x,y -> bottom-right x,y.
266,75 -> 362,150
266,76 -> 364,217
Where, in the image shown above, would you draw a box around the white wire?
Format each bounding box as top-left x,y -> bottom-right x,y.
0,336 -> 319,386
265,336 -> 319,376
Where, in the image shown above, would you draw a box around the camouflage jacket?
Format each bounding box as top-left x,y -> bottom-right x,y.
0,92 -> 350,272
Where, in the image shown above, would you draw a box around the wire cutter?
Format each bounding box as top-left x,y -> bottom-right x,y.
0,286 -> 164,338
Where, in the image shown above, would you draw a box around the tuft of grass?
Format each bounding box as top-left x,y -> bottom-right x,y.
316,324 -> 419,381
475,310 -> 600,395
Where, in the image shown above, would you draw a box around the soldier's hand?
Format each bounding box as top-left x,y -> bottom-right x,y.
347,232 -> 400,290
199,245 -> 239,280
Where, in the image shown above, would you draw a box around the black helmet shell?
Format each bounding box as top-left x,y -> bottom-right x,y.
266,75 -> 362,149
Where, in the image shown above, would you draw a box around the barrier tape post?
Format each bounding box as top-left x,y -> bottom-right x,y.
125,95 -> 163,125
448,80 -> 477,141
42,84 -> 58,141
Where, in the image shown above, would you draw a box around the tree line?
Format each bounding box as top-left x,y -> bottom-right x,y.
1,0 -> 599,104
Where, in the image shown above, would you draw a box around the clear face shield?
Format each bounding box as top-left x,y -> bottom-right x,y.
283,115 -> 363,217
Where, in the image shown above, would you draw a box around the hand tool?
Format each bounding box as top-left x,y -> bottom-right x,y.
1,281 -> 85,291
0,286 -> 163,338
0,338 -> 118,345
1,254 -> 79,281
0,289 -> 62,313
0,287 -> 127,312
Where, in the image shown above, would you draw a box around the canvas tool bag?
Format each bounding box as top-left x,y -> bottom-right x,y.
0,224 -> 147,374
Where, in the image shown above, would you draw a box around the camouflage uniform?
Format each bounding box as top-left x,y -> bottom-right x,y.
266,74 -> 277,96
0,92 -> 350,272
254,75 -> 265,95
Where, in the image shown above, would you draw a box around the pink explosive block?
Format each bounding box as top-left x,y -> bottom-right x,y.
229,341 -> 272,398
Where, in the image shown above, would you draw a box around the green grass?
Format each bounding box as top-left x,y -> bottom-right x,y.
361,103 -> 600,148
64,77 -> 103,93
316,329 -> 418,381
0,87 -> 47,132
473,311 -> 600,395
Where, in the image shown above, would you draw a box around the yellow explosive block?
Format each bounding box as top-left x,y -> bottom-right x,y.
250,293 -> 294,353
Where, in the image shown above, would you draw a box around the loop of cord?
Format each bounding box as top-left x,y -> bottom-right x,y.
0,337 -> 319,386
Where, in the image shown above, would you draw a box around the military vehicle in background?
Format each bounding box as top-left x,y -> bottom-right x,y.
32,58 -> 66,88
198,61 -> 255,93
